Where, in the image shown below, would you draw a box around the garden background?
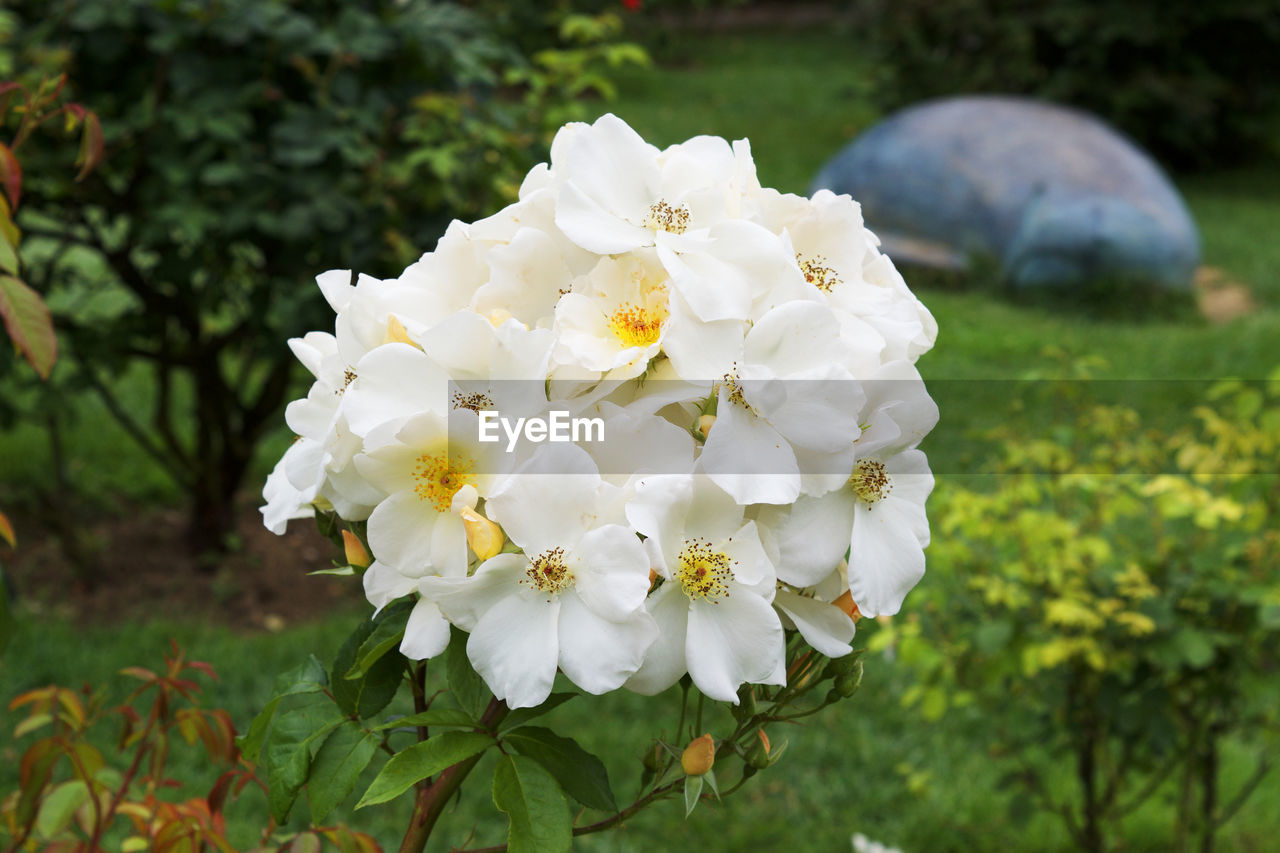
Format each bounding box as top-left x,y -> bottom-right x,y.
1,1 -> 1277,851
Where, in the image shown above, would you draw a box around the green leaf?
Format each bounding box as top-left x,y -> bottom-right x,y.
267,704 -> 343,823
332,617 -> 404,719
35,780 -> 89,838
1174,629 -> 1215,669
493,754 -> 571,853
504,726 -> 616,812
498,693 -> 577,733
237,656 -> 329,762
973,619 -> 1014,654
308,722 -> 380,823
0,274 -> 57,379
346,597 -> 413,680
446,625 -> 487,718
357,731 -> 494,809
683,773 -> 703,818
371,707 -> 478,731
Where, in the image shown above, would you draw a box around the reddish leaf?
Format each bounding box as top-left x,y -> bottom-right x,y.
0,509 -> 14,547
207,770 -> 238,816
75,112 -> 104,182
0,142 -> 21,210
0,274 -> 57,378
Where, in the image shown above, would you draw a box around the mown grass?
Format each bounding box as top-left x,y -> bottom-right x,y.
2,20 -> 1279,853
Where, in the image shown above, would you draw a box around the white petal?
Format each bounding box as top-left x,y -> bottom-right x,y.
557,592 -> 656,695
766,491 -> 856,588
366,490 -> 440,576
848,494 -> 928,618
399,597 -> 452,660
362,561 -> 418,613
700,390 -> 800,505
467,593 -> 561,709
419,554 -> 524,631
773,589 -> 855,658
686,590 -> 785,702
572,525 -> 652,622
624,583 -> 691,695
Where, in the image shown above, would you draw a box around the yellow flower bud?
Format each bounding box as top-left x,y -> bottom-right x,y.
833,589 -> 863,622
461,507 -> 504,560
681,733 -> 715,776
341,530 -> 371,569
698,414 -> 716,437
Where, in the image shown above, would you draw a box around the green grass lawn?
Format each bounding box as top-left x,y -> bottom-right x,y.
3,21 -> 1279,853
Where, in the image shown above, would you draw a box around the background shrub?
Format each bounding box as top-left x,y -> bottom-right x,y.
859,0 -> 1280,171
1,0 -> 642,556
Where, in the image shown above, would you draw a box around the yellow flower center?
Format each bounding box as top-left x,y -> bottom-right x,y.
721,369 -> 750,410
644,199 -> 690,234
676,538 -> 733,603
609,302 -> 665,348
336,368 -> 356,396
523,547 -> 574,596
850,459 -> 892,506
798,253 -> 840,292
412,451 -> 475,513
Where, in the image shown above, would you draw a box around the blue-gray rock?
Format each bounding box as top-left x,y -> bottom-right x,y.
812,95 -> 1200,291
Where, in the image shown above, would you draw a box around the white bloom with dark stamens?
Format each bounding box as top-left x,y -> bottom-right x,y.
420,445 -> 657,708
624,475 -> 785,702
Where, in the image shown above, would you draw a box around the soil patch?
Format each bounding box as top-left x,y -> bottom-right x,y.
3,497 -> 359,632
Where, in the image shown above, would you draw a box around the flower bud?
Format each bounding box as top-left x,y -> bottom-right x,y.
833,589 -> 863,622
823,652 -> 861,679
745,729 -> 771,769
460,507 -> 504,560
697,414 -> 716,437
641,741 -> 665,772
341,530 -> 371,569
834,665 -> 863,698
680,733 -> 715,776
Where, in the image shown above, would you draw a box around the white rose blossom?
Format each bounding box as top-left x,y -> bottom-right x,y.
262,113 -> 939,706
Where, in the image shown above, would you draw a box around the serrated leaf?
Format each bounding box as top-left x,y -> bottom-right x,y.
237,657 -> 329,763
371,707 -> 478,731
493,754 -> 571,853
498,693 -> 577,733
266,704 -> 343,823
307,722 -> 379,823
357,731 -> 493,808
504,726 -> 616,811
332,617 -> 404,719
446,625 -> 487,718
346,597 -> 413,680
683,773 -> 703,818
0,274 -> 57,379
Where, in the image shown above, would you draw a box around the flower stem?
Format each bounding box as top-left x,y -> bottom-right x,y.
397,697 -> 507,853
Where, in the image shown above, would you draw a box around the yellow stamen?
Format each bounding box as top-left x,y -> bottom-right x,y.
644,199 -> 690,234
849,459 -> 891,506
676,538 -> 733,603
608,302 -> 664,348
523,547 -> 574,596
412,451 -> 475,513
798,253 -> 840,292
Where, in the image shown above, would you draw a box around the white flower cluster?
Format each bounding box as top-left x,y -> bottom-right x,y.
262,114 -> 939,709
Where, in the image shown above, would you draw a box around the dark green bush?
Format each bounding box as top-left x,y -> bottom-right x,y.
3,0 -> 641,554
860,0 -> 1280,171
